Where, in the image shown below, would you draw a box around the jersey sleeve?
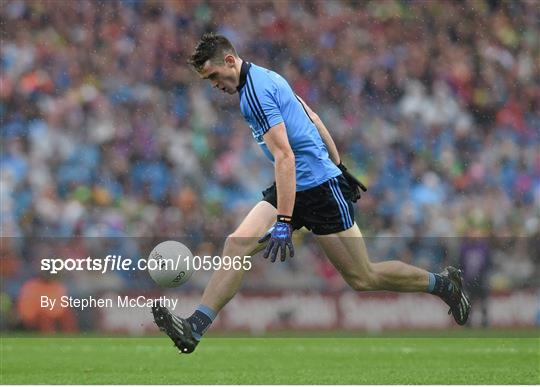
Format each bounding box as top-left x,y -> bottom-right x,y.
245,73 -> 284,136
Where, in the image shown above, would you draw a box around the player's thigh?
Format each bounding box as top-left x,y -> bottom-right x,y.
227,200 -> 277,254
315,223 -> 373,282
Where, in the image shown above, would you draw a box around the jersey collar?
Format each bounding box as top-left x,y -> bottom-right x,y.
236,60 -> 251,92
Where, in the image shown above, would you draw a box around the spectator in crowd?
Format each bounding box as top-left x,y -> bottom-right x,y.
459,220 -> 492,327
17,273 -> 77,333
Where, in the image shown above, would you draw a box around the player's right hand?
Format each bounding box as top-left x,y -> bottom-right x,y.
258,216 -> 294,262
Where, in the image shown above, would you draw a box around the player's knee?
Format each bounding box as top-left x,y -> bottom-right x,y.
347,267 -> 379,291
348,278 -> 375,291
225,233 -> 257,253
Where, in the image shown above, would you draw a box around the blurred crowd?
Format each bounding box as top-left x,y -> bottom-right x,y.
1,0 -> 539,329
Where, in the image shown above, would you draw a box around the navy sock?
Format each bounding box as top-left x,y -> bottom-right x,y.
427,272 -> 454,300
186,305 -> 216,341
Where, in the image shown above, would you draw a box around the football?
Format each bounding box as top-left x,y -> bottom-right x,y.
147,241 -> 194,288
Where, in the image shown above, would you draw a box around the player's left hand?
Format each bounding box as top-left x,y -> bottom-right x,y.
338,162 -> 367,202
258,216 -> 294,262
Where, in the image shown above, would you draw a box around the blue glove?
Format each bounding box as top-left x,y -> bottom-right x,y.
258,216 -> 294,262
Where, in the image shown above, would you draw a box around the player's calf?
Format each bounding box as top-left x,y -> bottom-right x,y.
338,259 -> 471,325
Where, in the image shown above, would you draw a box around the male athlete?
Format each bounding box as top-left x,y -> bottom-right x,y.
152,33 -> 470,353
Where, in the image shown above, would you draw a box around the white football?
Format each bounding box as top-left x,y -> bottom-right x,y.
147,241 -> 193,288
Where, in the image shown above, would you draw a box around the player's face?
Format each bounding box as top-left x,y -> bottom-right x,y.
198,56 -> 238,95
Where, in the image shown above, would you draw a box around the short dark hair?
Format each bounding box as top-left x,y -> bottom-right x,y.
188,33 -> 238,71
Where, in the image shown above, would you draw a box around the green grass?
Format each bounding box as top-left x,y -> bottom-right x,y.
1,335 -> 539,384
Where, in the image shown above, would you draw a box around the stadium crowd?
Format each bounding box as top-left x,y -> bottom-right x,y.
1,0 -> 539,328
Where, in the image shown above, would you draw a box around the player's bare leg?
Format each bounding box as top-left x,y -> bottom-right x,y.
200,201 -> 276,311
152,201 -> 276,353
316,223 -> 470,324
316,224 -> 429,292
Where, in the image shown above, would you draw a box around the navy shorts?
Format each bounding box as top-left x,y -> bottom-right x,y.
261,174 -> 355,235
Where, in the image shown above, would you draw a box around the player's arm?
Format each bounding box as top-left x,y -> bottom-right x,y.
264,122 -> 296,218
257,122 -> 296,262
252,79 -> 295,261
296,94 -> 367,201
296,95 -> 340,165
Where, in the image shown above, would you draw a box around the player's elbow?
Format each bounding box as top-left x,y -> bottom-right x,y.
274,149 -> 295,163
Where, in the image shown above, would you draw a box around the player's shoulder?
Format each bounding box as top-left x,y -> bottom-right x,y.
248,63 -> 288,92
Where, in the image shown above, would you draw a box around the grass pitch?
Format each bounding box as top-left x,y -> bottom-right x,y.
1,334 -> 539,384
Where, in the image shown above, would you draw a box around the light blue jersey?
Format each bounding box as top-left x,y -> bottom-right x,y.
237,62 -> 341,191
